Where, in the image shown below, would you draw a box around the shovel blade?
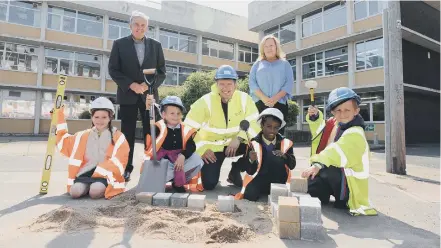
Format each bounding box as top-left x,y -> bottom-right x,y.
136,159 -> 169,194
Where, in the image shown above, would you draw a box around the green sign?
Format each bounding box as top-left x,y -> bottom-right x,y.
365,123 -> 375,132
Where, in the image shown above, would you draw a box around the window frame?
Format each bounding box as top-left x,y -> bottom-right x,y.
159,28 -> 197,54
358,91 -> 385,123
263,19 -> 296,45
302,1 -> 347,38
238,45 -> 258,64
301,96 -> 327,124
0,41 -> 39,72
164,64 -> 197,86
355,37 -> 384,71
0,89 -> 36,120
301,45 -> 348,80
0,0 -> 41,27
202,38 -> 235,61
354,0 -> 384,22
288,58 -> 297,83
46,5 -> 104,38
44,48 -> 102,79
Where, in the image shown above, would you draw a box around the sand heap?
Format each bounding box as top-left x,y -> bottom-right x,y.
26,191 -> 274,244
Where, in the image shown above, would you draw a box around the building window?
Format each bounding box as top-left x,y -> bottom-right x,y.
354,0 -> 384,21
148,26 -> 156,39
0,1 -> 41,27
288,58 -> 297,82
108,19 -> 131,40
47,6 -> 103,38
202,38 -> 234,60
164,65 -> 196,86
178,67 -> 197,85
302,97 -> 326,123
358,92 -> 384,122
302,1 -> 346,38
159,29 -> 197,53
0,89 -> 36,119
44,49 -> 101,78
0,42 -> 38,72
264,20 -> 296,44
302,46 -> 348,79
239,45 -> 258,64
356,37 -> 384,70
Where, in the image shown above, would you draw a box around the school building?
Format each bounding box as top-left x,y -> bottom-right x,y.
248,0 -> 440,144
0,0 -> 258,135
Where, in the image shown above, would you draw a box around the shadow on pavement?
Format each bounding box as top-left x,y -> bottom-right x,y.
322,205 -> 440,248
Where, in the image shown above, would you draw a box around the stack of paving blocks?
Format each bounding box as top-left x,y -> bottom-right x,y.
135,192 -> 206,211
269,176 -> 323,241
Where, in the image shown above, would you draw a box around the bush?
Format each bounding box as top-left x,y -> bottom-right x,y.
180,71 -> 216,112
237,75 -> 250,93
286,100 -> 299,127
78,110 -> 91,119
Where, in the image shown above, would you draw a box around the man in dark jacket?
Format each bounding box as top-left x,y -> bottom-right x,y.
108,10 -> 166,181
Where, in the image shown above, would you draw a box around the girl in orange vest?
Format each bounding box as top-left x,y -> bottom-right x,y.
145,95 -> 203,192
55,97 -> 129,199
235,108 -> 296,201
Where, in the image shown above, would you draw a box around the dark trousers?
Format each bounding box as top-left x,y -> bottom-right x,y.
307,166 -> 349,207
119,96 -> 149,173
201,144 -> 246,190
243,155 -> 289,201
255,100 -> 289,135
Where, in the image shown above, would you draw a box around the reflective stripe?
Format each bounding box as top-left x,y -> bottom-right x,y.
113,182 -> 126,189
67,178 -> 75,185
69,130 -> 85,166
57,133 -> 71,151
202,94 -> 211,116
240,92 -> 247,113
184,118 -> 202,129
245,113 -> 259,121
342,127 -> 370,180
110,157 -> 124,176
203,126 -> 239,135
349,205 -> 373,215
328,142 -> 348,168
112,134 -> 126,158
57,123 -> 68,131
69,158 -> 82,167
316,120 -> 326,135
195,139 -> 232,149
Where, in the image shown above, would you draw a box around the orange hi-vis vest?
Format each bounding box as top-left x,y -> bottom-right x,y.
143,120 -> 203,192
235,138 -> 293,200
55,110 -> 130,199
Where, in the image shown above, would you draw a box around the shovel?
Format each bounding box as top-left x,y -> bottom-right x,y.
136,69 -> 169,194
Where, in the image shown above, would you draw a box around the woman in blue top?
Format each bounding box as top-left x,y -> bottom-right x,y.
249,35 -> 294,134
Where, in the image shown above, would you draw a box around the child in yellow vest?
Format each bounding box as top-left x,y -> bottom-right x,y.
144,95 -> 203,192
234,108 -> 296,201
55,97 -> 129,199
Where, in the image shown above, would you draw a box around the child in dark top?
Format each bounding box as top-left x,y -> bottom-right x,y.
235,108 -> 296,201
144,95 -> 203,192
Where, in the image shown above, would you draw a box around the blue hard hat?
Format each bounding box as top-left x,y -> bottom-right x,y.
326,87 -> 361,111
160,96 -> 186,112
214,65 -> 238,80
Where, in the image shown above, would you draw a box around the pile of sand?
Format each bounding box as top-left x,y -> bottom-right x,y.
26,191 -> 274,244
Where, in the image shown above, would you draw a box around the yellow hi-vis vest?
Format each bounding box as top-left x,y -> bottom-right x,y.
184,84 -> 261,155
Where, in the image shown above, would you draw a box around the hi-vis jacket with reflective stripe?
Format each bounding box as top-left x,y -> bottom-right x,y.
55,109 -> 130,199
143,119 -> 203,192
184,84 -> 261,155
235,136 -> 294,200
306,110 -> 377,216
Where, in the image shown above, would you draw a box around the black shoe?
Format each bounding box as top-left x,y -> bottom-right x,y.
172,183 -> 186,193
318,195 -> 330,205
227,170 -> 243,188
334,200 -> 349,209
123,171 -> 131,182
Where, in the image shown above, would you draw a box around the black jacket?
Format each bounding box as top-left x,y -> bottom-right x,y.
108,36 -> 166,104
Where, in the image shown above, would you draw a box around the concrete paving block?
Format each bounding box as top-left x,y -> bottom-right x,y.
300,196 -> 322,224
270,183 -> 289,203
268,195 -> 271,206
136,192 -> 156,204
187,194 -> 206,211
290,192 -> 310,200
290,176 -> 308,193
270,202 -> 278,219
278,220 -> 300,240
301,222 -> 323,241
170,193 -> 189,207
278,196 -> 300,223
218,195 -> 235,213
152,193 -> 172,206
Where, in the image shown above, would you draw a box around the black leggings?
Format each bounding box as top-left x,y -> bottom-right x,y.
307,166 -> 349,206
255,100 -> 289,134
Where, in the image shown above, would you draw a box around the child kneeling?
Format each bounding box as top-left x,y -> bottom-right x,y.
301,87 -> 377,216
144,95 -> 203,192
55,97 -> 129,199
235,108 -> 296,201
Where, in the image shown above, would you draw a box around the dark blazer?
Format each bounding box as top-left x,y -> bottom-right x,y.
108,35 -> 166,105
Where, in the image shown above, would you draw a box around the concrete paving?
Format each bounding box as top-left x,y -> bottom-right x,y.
0,137 -> 439,247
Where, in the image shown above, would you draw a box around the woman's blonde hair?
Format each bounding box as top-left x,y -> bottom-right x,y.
258,35 -> 286,61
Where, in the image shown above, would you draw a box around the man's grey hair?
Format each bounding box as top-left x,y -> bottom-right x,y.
129,11 -> 149,24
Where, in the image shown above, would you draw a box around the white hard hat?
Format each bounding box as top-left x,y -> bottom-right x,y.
90,97 -> 115,115
257,108 -> 286,128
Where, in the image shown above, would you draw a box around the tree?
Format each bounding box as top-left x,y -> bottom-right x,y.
180,71 -> 216,112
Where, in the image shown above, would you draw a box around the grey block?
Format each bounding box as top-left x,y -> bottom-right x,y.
188,194 -> 205,211
300,196 -> 322,224
136,192 -> 156,204
290,192 -> 310,200
218,195 -> 235,212
290,176 -> 308,193
152,193 -> 172,206
270,183 -> 289,203
171,193 -> 189,207
301,222 -> 323,241
270,202 -> 278,219
268,195 -> 271,206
